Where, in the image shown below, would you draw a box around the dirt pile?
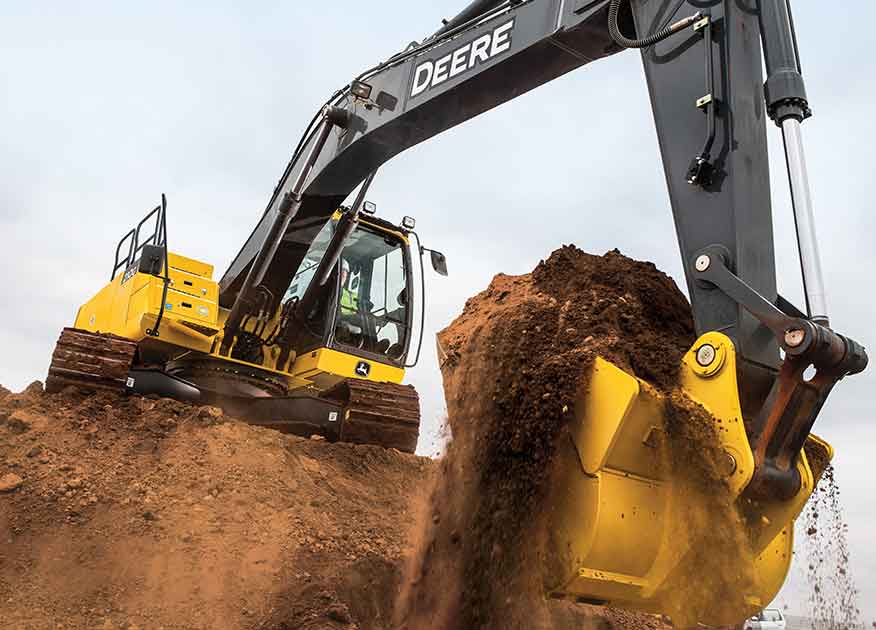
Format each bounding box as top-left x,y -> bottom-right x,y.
396,246 -> 712,629
0,383 -> 431,629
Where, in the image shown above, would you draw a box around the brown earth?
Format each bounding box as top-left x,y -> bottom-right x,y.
0,383 -> 431,630
396,246 -> 714,630
0,380 -> 647,630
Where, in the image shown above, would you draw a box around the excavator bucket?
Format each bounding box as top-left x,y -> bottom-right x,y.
544,333 -> 829,628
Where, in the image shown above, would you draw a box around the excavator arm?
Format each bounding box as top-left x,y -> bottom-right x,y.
219,0 -> 865,509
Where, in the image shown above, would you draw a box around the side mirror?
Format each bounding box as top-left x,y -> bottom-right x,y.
430,250 -> 448,276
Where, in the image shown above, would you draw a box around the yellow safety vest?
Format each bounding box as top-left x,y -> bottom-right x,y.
341,288 -> 358,315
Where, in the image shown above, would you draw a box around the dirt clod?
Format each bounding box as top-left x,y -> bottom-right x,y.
0,472 -> 24,493
7,410 -> 34,433
326,602 -> 353,623
24,381 -> 44,396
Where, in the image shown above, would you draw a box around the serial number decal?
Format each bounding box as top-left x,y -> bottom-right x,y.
410,18 -> 516,98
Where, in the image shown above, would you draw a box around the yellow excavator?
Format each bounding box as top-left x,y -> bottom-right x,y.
49,195 -> 446,453
49,0 -> 867,626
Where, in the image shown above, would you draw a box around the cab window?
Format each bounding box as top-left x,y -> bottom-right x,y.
334,225 -> 409,363
284,220 -> 334,305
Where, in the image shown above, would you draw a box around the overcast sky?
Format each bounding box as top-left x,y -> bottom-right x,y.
2,1 -> 873,623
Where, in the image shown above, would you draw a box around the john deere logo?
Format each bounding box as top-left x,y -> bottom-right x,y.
410,18 -> 515,98
355,361 -> 371,378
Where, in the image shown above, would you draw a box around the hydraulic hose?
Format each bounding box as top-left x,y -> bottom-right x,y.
146,194 -> 170,338
608,0 -> 700,49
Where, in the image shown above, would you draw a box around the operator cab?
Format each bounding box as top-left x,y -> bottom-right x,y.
283,209 -> 443,369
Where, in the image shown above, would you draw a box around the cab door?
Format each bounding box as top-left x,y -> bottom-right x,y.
329,223 -> 413,366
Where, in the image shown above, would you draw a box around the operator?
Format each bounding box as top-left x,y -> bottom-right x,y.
336,258 -> 366,347
339,259 -> 358,316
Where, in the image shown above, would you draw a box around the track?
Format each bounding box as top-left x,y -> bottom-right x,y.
46,328 -> 421,453
322,379 -> 421,454
46,328 -> 137,393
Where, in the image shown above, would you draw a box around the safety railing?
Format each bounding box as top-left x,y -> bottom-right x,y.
110,195 -> 170,338
111,195 -> 168,281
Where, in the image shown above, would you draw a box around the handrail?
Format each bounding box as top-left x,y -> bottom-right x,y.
112,229 -> 137,280
146,194 -> 170,338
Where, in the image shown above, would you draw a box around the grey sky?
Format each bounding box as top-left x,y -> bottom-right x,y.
1,0 -> 873,622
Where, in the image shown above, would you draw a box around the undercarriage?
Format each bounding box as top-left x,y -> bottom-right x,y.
47,328 -> 421,454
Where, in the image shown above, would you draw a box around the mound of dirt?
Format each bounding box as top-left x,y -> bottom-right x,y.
396,246 -> 698,629
0,383 -> 431,629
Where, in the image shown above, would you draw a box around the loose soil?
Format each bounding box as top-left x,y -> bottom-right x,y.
0,377 -> 644,630
395,247 -> 748,629
0,383 -> 431,630
801,465 -> 862,630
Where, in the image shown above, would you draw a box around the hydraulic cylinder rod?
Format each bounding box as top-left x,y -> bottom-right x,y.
758,0 -> 827,324
220,106 -> 349,355
296,170 -> 378,318
782,118 -> 828,324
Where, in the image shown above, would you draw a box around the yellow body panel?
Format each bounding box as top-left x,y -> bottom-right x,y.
291,348 -> 405,388
74,252 -> 220,353
546,333 -> 829,626
73,235 -> 407,392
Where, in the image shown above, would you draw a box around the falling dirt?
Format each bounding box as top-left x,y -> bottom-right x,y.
394,246 -> 748,630
801,464 -> 862,630
653,393 -> 759,626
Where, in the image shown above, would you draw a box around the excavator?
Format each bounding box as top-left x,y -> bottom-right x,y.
48,0 -> 867,626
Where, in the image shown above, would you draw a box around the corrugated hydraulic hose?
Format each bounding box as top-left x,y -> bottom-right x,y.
608,0 -> 701,49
